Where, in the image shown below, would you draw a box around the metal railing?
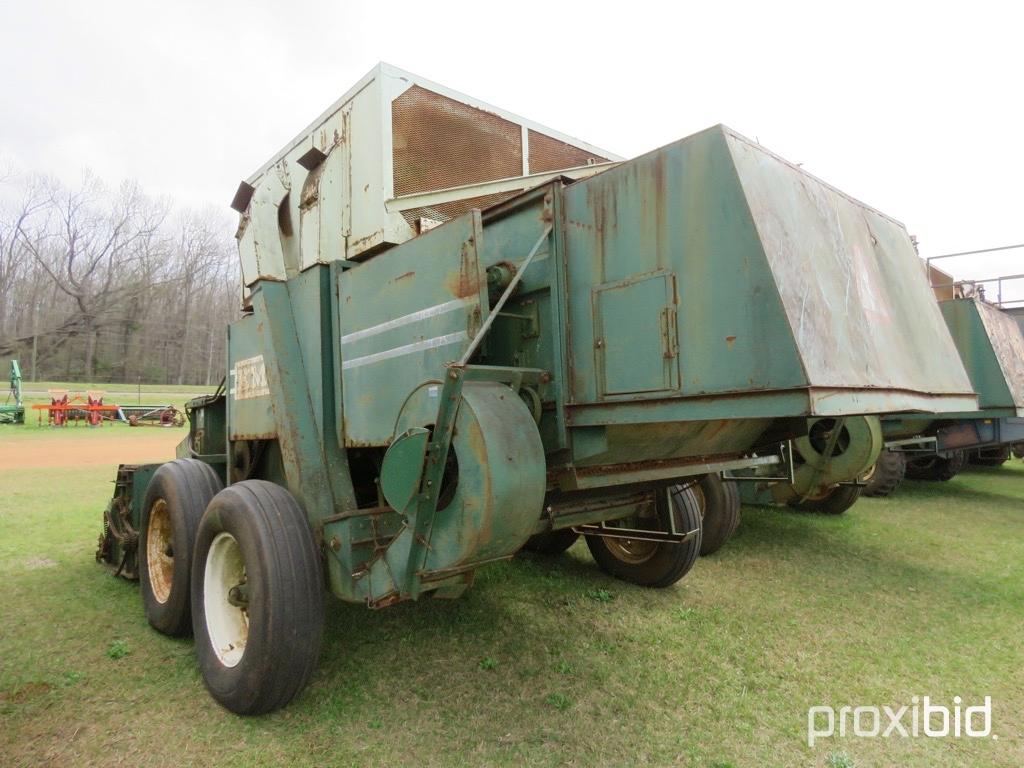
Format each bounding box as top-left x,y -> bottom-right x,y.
925,244 -> 1024,308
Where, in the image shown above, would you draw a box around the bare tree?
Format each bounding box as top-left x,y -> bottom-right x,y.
0,177 -> 49,340
16,174 -> 167,380
173,210 -> 230,384
2,170 -> 238,385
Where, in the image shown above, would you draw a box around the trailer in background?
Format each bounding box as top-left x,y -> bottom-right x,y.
863,264 -> 1024,496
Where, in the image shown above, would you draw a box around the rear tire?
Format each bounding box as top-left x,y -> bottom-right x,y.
522,529 -> 579,555
906,450 -> 966,481
585,485 -> 702,588
191,481 -> 324,715
862,451 -> 907,498
788,484 -> 861,515
139,459 -> 223,636
691,474 -> 740,556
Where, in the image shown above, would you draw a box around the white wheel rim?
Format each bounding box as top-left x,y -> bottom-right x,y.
204,532 -> 248,668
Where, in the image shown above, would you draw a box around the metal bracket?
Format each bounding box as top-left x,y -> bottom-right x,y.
498,299 -> 540,339
725,442 -> 797,484
458,226 -> 552,365
572,521 -> 700,544
403,366 -> 465,598
797,418 -> 846,503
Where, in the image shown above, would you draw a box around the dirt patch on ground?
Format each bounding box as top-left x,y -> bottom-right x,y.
0,430 -> 182,470
0,682 -> 53,704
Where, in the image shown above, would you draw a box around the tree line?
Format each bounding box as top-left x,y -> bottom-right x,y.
0,170 -> 239,386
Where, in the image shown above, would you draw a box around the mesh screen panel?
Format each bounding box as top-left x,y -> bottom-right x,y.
528,130 -> 608,173
392,85 -> 524,196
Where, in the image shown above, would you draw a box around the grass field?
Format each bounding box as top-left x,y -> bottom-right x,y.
1,421 -> 1022,767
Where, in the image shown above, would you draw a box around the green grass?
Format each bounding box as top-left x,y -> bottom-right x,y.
1,457 -> 1023,767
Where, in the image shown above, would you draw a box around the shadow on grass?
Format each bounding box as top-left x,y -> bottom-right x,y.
692,501 -> 1024,608
896,478 -> 1024,509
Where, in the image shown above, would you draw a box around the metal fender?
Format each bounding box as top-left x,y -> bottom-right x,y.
369,380 -> 546,601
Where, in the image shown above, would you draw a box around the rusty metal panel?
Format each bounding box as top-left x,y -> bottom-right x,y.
528,129 -> 608,173
726,129 -> 976,408
561,127 -> 811,406
226,314 -> 276,441
391,85 -> 523,196
337,212 -> 488,446
236,63 -> 620,275
560,125 -> 977,416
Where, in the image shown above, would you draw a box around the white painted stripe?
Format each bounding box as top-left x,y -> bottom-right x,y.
341,331 -> 469,370
341,298 -> 471,345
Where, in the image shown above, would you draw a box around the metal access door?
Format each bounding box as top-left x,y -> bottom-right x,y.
337,212 -> 488,446
594,271 -> 680,397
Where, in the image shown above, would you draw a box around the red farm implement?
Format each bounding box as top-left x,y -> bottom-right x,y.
32,389 -> 184,427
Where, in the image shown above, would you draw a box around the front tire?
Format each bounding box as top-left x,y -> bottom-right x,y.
862,451 -> 907,498
585,485 -> 702,588
139,459 -> 223,636
788,484 -> 861,515
191,481 -> 324,715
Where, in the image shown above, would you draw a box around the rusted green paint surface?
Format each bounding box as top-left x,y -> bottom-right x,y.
559,126 -> 976,415
336,213 -> 489,447
251,279 -> 357,523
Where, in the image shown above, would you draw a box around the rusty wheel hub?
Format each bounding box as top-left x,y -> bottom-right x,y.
146,499 -> 174,604
603,536 -> 658,564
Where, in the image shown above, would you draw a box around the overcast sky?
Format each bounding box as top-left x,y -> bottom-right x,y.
1,0 -> 1020,296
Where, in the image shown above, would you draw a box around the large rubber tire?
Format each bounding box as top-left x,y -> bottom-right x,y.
139,459 -> 223,636
191,480 -> 324,715
970,446 -> 1011,467
906,450 -> 966,481
788,484 -> 862,515
585,485 -> 702,588
692,474 -> 740,556
862,451 -> 907,498
522,529 -> 580,555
